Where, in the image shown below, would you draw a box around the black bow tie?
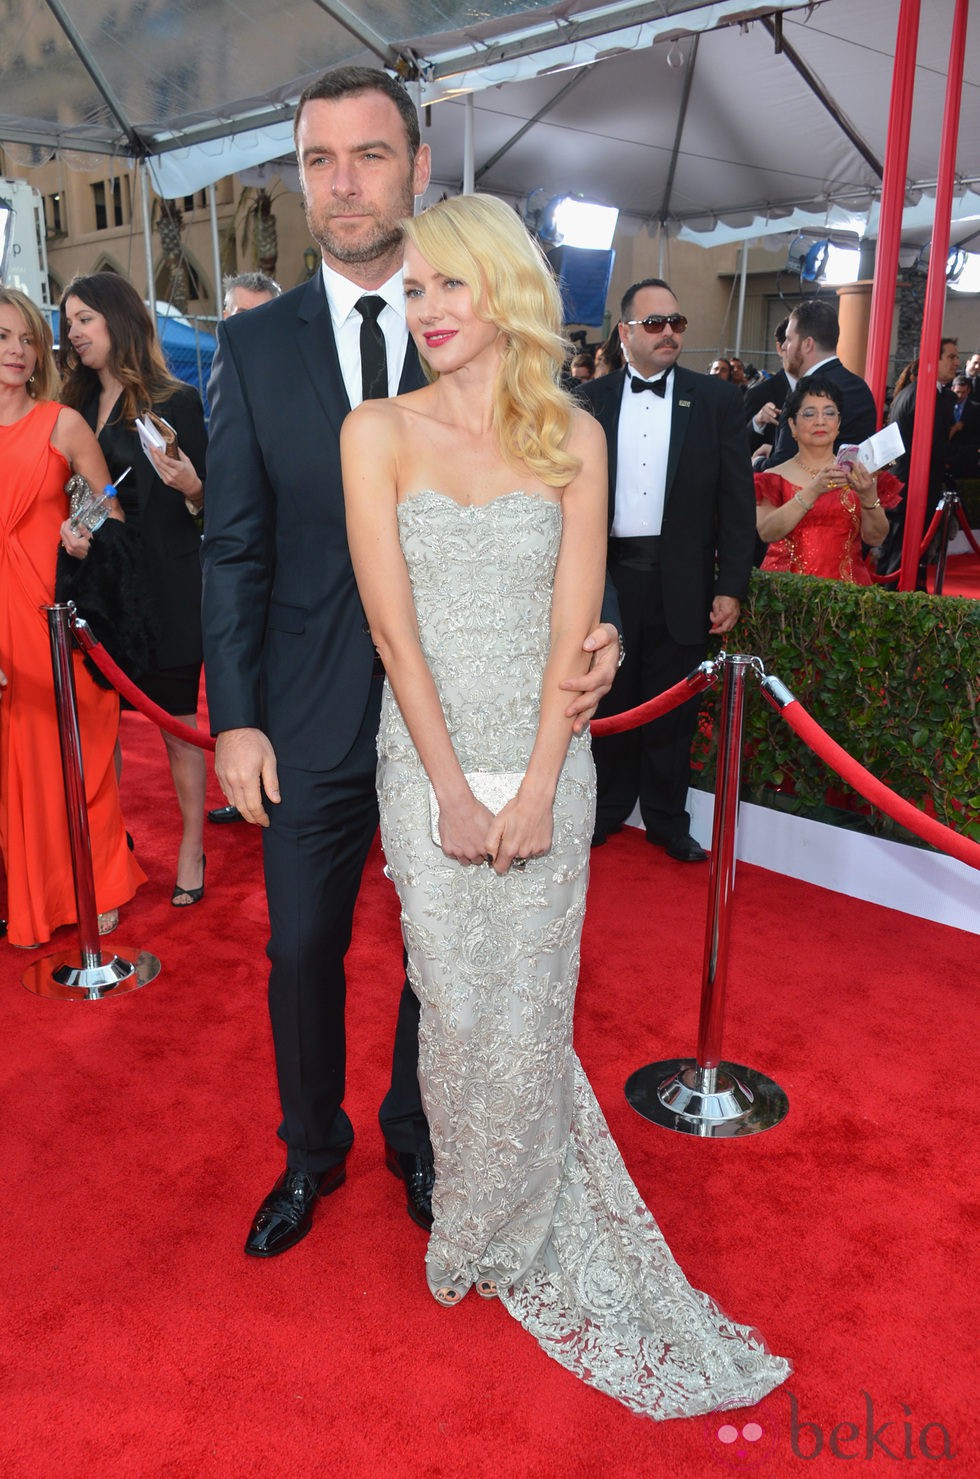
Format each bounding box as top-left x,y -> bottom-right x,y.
631,374 -> 668,397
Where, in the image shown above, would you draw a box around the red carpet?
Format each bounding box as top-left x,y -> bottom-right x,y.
936,552 -> 980,598
1,707 -> 977,1477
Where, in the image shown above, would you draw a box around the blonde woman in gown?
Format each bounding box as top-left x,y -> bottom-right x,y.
0,287 -> 145,947
342,196 -> 790,1419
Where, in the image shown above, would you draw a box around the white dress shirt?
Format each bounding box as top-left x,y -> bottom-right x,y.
320,260 -> 409,408
610,368 -> 673,537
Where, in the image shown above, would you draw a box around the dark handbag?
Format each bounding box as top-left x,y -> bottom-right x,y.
55,518 -> 154,688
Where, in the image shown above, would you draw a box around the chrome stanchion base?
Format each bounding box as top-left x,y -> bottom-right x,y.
625,1058 -> 789,1138
22,946 -> 161,1001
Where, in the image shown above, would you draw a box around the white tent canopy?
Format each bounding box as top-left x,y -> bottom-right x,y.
2,0 -> 979,250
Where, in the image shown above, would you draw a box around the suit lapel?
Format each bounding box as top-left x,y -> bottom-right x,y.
665,365 -> 695,500
296,274 -> 350,442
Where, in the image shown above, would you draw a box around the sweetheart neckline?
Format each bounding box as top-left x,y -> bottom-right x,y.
398,488 -> 561,513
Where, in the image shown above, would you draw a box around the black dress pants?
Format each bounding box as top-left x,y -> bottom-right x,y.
593,551 -> 706,840
262,677 -> 429,1173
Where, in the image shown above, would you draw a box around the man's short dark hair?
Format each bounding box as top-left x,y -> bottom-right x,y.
620,278 -> 674,322
774,316 -> 789,345
941,336 -> 959,353
785,373 -> 844,421
294,66 -> 421,158
790,299 -> 840,353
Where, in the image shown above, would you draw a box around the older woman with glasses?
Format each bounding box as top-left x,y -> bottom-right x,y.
754,375 -> 897,583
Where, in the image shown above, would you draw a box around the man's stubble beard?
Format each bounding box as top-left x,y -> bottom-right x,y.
303,188 -> 414,269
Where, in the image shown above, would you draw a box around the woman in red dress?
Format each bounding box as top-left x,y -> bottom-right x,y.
0,287 -> 145,948
755,376 -> 899,584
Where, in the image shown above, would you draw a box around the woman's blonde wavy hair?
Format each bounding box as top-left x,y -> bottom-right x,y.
0,287 -> 60,402
401,194 -> 580,487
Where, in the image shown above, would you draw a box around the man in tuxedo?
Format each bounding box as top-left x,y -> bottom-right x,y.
759,298 -> 876,469
581,278 -> 756,862
202,66 -> 620,1259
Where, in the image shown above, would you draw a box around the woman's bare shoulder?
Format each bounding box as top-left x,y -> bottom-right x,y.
567,403 -> 607,458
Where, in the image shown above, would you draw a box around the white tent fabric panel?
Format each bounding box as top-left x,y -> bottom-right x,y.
1,0 -> 979,249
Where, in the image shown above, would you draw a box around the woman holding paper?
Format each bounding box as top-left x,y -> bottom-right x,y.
754,376 -> 898,583
59,273 -> 208,906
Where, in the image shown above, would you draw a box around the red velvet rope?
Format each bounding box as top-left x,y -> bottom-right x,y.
954,502 -> 980,558
77,632 -> 217,752
590,670 -> 714,737
778,699 -> 980,870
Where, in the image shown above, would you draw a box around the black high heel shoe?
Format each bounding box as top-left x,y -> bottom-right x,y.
172,855 -> 206,908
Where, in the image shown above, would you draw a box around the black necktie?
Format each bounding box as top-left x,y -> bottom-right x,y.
356,295 -> 388,402
631,374 -> 668,397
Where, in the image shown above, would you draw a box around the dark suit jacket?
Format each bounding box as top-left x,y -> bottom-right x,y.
201,274 -> 425,772
579,365 -> 756,646
86,382 -> 207,669
743,368 -> 790,452
763,357 -> 877,468
889,379 -> 956,492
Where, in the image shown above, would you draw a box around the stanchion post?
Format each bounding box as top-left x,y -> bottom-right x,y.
932,486 -> 958,596
695,653 -> 748,1077
21,604 -> 161,1001
625,654 -> 789,1137
48,603 -> 102,965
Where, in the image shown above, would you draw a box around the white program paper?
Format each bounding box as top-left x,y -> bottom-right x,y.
856,422 -> 904,472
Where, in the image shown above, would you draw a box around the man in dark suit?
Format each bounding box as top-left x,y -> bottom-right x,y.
202,67 -> 620,1259
945,372 -> 980,479
744,316 -> 794,455
581,278 -> 756,862
760,298 -> 876,468
877,337 -> 960,580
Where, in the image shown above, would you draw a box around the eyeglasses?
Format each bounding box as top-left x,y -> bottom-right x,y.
796,407 -> 840,421
622,314 -> 688,334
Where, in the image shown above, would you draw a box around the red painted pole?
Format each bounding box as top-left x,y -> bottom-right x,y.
898,0 -> 969,592
865,0 -> 920,420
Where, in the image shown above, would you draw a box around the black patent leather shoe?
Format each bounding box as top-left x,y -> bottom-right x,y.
208,805 -> 244,824
384,1143 -> 434,1231
244,1162 -> 346,1258
648,830 -> 708,863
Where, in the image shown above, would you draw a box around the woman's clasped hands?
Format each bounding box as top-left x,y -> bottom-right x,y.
438,785 -> 553,875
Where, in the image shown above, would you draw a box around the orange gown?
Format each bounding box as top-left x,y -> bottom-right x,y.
0,400 -> 146,947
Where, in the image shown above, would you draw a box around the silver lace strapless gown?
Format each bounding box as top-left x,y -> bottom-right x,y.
378,491 -> 790,1419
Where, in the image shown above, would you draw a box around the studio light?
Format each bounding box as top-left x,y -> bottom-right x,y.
947,248 -> 980,294
821,242 -> 861,285
784,234 -> 860,284
551,197 -> 619,251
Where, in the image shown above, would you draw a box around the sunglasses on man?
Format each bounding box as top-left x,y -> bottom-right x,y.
622,314 -> 689,334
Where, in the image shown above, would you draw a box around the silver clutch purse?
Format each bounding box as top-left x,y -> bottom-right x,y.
429,772 -> 523,845
65,472 -> 95,521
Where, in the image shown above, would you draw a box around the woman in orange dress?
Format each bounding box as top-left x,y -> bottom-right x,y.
754,375 -> 899,584
0,287 -> 145,949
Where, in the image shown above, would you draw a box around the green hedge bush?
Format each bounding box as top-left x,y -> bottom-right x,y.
692,571 -> 980,844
